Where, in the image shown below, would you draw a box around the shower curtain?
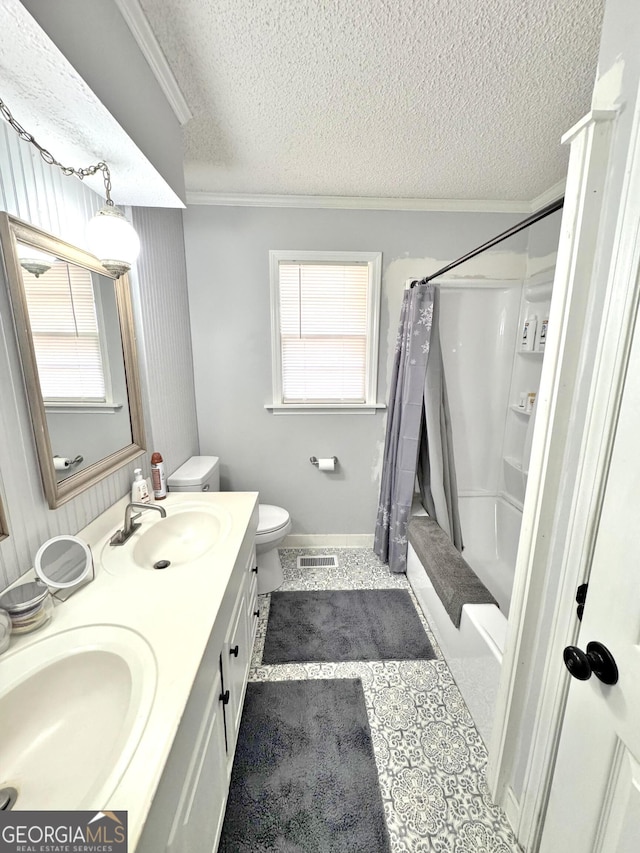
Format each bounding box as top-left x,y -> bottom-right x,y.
417,289 -> 463,551
374,283 -> 461,573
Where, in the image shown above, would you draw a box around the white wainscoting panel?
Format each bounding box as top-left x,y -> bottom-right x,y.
0,123 -> 103,249
130,206 -> 199,476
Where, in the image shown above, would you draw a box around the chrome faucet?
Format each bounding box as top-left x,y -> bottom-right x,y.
109,502 -> 167,546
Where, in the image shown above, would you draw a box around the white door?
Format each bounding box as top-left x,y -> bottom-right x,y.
539,280 -> 640,851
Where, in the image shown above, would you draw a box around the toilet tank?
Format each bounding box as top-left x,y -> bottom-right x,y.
167,456 -> 220,492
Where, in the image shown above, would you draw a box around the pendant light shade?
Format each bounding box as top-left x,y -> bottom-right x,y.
86,205 -> 140,278
16,244 -> 55,278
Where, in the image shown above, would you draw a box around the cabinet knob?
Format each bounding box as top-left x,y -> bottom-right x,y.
230,644 -> 239,657
219,689 -> 230,705
253,609 -> 260,618
252,566 -> 258,573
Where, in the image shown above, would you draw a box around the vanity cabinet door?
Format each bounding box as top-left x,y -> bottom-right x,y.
248,573 -> 258,646
247,547 -> 259,647
167,666 -> 228,853
221,584 -> 250,768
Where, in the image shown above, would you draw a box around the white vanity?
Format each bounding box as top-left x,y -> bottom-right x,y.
0,490 -> 259,853
134,492 -> 260,853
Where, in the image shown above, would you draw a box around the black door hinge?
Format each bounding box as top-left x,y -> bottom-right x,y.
576,583 -> 588,621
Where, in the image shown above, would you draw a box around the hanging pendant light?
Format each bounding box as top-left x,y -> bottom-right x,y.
86,203 -> 140,278
0,99 -> 140,278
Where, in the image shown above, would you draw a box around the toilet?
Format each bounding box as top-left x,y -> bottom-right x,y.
167,456 -> 291,594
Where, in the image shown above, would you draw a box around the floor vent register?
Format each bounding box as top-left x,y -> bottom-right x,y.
296,555 -> 338,569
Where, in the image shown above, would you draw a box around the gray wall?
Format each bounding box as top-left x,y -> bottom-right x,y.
21,0 -> 186,204
0,132 -> 198,589
184,205 -> 528,535
527,209 -> 562,262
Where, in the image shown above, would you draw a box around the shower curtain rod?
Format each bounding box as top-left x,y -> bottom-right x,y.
411,196 -> 564,286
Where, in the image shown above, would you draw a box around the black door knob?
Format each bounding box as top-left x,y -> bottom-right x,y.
219,689 -> 230,705
563,641 -> 618,685
230,644 -> 239,657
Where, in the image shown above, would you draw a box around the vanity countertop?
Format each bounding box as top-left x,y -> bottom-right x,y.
1,490 -> 259,849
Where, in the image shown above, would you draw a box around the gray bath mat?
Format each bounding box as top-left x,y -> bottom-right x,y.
218,679 -> 391,853
262,589 -> 435,663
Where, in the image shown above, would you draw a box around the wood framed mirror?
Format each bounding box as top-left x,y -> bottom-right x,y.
0,213 -> 145,508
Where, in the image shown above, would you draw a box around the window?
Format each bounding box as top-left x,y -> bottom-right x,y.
269,250 -> 382,412
22,259 -> 109,404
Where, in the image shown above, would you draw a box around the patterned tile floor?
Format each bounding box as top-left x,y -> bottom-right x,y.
250,548 -> 521,853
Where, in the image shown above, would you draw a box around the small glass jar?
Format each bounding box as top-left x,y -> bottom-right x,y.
0,608 -> 11,653
0,581 -> 53,635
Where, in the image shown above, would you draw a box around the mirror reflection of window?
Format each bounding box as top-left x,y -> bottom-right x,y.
2,215 -> 145,509
16,246 -> 133,485
22,259 -> 108,403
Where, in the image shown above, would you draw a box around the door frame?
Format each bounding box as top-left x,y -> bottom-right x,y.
488,90 -> 640,850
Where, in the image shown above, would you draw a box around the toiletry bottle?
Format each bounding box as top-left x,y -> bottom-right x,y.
521,314 -> 537,351
537,318 -> 549,351
131,468 -> 151,503
151,452 -> 167,500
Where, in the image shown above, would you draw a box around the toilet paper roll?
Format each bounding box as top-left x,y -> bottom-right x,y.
53,456 -> 71,471
317,457 -> 335,472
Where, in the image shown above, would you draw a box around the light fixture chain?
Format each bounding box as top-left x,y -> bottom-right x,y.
0,97 -> 113,204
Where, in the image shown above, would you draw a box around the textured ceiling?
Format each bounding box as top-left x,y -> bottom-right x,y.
138,0 -> 604,201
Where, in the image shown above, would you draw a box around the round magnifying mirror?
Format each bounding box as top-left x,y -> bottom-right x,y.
34,535 -> 93,591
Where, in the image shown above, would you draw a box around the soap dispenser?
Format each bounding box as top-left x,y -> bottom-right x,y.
131,468 -> 151,504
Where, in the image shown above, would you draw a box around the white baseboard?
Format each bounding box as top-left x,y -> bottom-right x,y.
502,786 -> 520,837
282,534 -> 374,548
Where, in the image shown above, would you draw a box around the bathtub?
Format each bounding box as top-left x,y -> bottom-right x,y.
407,495 -> 522,745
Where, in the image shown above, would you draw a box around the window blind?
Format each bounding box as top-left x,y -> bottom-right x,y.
22,260 -> 106,401
278,261 -> 369,403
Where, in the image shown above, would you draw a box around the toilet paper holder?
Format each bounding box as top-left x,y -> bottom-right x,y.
310,456 -> 338,467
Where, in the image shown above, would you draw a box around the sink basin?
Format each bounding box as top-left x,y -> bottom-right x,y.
102,505 -> 233,574
0,625 -> 156,810
133,509 -> 229,568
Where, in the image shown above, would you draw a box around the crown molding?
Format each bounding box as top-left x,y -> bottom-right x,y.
530,179 -> 566,212
114,0 -> 193,127
185,192 -> 533,213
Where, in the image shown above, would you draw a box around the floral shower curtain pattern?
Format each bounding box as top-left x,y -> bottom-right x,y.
374,283 -> 434,572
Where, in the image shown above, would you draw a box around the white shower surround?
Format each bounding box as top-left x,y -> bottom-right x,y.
438,280 -> 522,497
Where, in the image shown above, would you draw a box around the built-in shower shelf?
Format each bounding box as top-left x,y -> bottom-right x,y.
517,350 -> 544,357
502,457 -> 528,511
509,405 -> 532,416
503,456 -> 527,475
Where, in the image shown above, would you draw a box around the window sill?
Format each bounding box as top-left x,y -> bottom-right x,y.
44,401 -> 123,414
265,403 -> 386,415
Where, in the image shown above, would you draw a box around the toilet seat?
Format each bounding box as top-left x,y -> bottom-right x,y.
257,504 -> 290,536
